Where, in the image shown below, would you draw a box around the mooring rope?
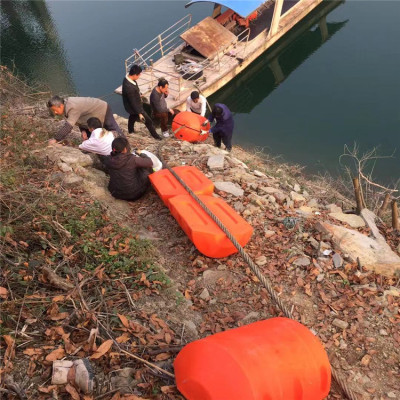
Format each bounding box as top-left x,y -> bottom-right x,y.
156,139 -> 360,400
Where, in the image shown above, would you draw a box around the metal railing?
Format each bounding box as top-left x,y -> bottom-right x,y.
125,14 -> 192,73
124,16 -> 251,103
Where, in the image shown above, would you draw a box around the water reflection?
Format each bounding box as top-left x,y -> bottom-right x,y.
211,0 -> 347,113
0,0 -> 75,94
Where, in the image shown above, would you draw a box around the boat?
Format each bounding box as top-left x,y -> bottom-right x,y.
115,0 -> 342,110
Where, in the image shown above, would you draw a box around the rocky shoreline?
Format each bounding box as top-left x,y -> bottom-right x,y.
25,113 -> 400,398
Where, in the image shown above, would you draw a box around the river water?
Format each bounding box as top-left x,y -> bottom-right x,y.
1,0 -> 399,184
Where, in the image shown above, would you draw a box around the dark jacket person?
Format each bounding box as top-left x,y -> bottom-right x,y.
103,137 -> 153,201
122,65 -> 162,140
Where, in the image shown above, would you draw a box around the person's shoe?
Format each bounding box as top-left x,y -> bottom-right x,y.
162,131 -> 170,138
153,134 -> 163,141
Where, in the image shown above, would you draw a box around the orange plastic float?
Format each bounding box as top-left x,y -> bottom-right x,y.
149,166 -> 214,207
172,111 -> 210,142
168,194 -> 253,258
174,317 -> 331,400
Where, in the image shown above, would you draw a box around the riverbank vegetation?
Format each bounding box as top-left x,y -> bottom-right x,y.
1,67 -> 399,399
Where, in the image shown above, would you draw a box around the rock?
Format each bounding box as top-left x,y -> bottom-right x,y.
332,253 -> 343,268
264,230 -> 275,238
58,162 -> 72,173
63,173 -> 83,187
207,154 -> 225,170
326,204 -> 342,213
253,170 -> 266,177
296,206 -> 313,217
290,191 -> 305,203
259,186 -> 281,195
233,201 -> 245,212
267,195 -> 276,204
316,221 -> 400,276
329,212 -> 365,228
183,320 -> 198,339
332,318 -> 349,330
292,257 -> 310,267
60,152 -> 93,167
317,274 -> 324,282
379,329 -> 388,336
199,288 -> 210,300
293,183 -> 301,192
214,181 -> 244,197
110,368 -> 136,394
387,392 -> 397,398
273,191 -> 286,203
302,190 -> 310,198
360,354 -> 371,367
307,199 -> 320,209
44,146 -> 94,167
285,199 -> 294,209
227,156 -> 248,169
308,237 -> 319,249
255,256 -> 267,266
203,270 -> 232,289
241,311 -> 260,325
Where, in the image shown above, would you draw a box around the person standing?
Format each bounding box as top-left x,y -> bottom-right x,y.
205,103 -> 234,152
150,78 -> 179,138
186,91 -> 207,117
47,96 -> 123,144
122,65 -> 162,140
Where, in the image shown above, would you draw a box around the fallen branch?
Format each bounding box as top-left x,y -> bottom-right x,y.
41,265 -> 74,291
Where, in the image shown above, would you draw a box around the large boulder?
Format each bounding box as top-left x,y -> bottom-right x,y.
43,145 -> 93,168
316,221 -> 400,276
329,212 -> 365,228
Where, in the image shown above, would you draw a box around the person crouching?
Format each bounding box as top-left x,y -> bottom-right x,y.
103,137 -> 153,201
79,117 -> 115,156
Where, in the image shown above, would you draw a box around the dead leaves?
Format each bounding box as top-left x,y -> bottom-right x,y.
0,286 -> 9,299
45,347 -> 65,361
89,339 -> 113,360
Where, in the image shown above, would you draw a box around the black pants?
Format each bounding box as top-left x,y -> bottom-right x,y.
104,106 -> 124,136
128,111 -> 161,140
213,129 -> 233,151
112,168 -> 152,201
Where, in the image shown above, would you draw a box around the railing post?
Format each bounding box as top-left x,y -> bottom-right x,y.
158,35 -> 164,57
178,76 -> 183,101
268,0 -> 284,38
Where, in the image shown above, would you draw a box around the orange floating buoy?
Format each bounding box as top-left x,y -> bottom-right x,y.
174,317 -> 331,400
149,166 -> 214,207
168,194 -> 253,258
172,111 -> 210,142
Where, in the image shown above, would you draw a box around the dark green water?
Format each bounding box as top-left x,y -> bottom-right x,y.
1,1 -> 399,184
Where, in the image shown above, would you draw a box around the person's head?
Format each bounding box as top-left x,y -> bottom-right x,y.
128,64 -> 142,80
87,117 -> 103,132
111,137 -> 130,155
157,78 -> 169,94
47,95 -> 65,116
190,91 -> 200,104
212,105 -> 223,119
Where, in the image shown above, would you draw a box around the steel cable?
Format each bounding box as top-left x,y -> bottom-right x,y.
156,140 -> 359,400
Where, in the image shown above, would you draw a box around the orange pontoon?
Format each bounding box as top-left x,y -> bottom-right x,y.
149,166 -> 214,207
172,111 -> 210,142
168,194 -> 253,258
174,317 -> 331,400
